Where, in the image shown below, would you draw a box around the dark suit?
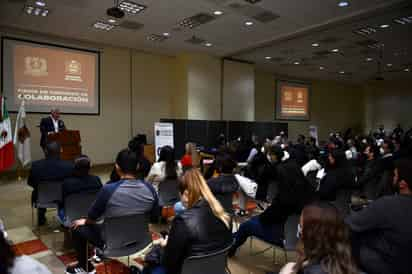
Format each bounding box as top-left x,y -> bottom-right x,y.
27,156 -> 74,224
40,116 -> 65,149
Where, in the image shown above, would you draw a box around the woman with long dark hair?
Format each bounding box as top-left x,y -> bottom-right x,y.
279,202 -> 359,274
146,146 -> 182,187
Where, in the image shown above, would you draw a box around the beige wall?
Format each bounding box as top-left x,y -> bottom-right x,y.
364,80 -> 412,133
187,54 -> 221,120
223,60 -> 255,121
255,70 -> 365,141
131,51 -> 176,143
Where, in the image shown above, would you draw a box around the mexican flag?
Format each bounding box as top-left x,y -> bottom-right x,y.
0,96 -> 15,172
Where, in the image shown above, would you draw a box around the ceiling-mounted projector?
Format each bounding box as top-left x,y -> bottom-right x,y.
106,6 -> 125,19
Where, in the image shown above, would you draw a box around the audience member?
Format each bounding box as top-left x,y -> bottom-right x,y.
144,168 -> 232,274
180,142 -> 194,170
57,155 -> 103,226
346,159 -> 412,274
27,142 -> 73,225
66,149 -> 159,274
207,153 -> 239,215
279,202 -> 359,274
146,146 -> 182,188
358,145 -> 381,200
0,226 -> 52,274
228,145 -> 311,257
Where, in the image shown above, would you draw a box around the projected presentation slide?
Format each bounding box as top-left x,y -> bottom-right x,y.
276,81 -> 310,120
2,37 -> 100,114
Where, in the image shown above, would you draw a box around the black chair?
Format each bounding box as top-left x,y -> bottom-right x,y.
158,179 -> 180,207
63,190 -> 99,226
250,214 -> 300,264
215,193 -> 235,216
96,213 -> 153,273
32,180 -> 63,227
181,243 -> 233,274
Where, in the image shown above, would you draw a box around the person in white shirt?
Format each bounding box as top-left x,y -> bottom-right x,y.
39,108 -> 65,151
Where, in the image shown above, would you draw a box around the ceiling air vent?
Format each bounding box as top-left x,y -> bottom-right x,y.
185,36 -> 206,45
118,20 -> 144,31
179,13 -> 216,29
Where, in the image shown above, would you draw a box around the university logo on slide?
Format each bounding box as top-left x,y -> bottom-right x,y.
24,56 -> 48,77
65,60 -> 83,82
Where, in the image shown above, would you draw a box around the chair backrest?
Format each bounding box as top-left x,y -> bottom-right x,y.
36,180 -> 63,208
101,214 -> 151,257
283,214 -> 300,251
64,190 -> 99,224
158,179 -> 180,206
181,244 -> 232,274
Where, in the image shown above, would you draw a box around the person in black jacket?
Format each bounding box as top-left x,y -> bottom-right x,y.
358,145 -> 382,200
27,142 -> 73,225
229,145 -> 312,257
143,168 -> 233,274
346,159 -> 412,274
39,108 -> 65,151
57,155 -> 102,226
318,149 -> 356,202
207,153 -> 239,215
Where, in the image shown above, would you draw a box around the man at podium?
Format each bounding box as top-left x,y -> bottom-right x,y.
40,108 -> 65,151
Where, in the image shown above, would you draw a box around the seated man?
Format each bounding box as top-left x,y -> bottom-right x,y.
228,146 -> 312,257
57,155 -> 103,226
66,149 -> 160,274
346,159 -> 412,274
27,142 -> 74,225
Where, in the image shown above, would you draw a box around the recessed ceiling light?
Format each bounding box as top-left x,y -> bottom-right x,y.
293,61 -> 300,65
331,48 -> 339,53
93,21 -> 115,31
162,32 -> 170,37
35,0 -> 46,7
312,43 -> 319,47
118,0 -> 146,15
387,63 -> 393,67
354,27 -> 377,36
339,71 -> 345,74
24,5 -> 49,17
205,42 -> 213,47
265,56 -> 272,60
366,57 -> 373,62
108,19 -> 117,23
380,24 -> 390,29
338,1 -> 349,7
213,10 -> 223,16
320,66 -> 325,70
245,21 -> 254,26
405,68 -> 410,72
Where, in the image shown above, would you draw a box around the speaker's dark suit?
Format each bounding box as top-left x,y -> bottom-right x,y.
40,116 -> 65,149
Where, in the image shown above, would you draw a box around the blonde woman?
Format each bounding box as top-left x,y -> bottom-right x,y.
143,168 -> 233,274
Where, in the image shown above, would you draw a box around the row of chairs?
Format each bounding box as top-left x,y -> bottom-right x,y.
32,180 -> 233,273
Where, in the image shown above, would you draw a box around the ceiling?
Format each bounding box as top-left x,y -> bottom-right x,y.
0,0 -> 411,82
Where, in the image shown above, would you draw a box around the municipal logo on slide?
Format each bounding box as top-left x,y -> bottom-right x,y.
24,56 -> 48,77
65,60 -> 82,82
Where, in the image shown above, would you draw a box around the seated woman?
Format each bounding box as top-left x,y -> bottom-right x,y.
279,202 -> 360,274
144,168 -> 233,274
146,146 -> 182,189
57,155 -> 102,226
207,153 -> 239,215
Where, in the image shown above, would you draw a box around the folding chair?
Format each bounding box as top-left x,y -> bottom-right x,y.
181,243 -> 233,274
63,190 -> 99,226
96,213 -> 153,274
32,180 -> 63,227
249,214 -> 300,264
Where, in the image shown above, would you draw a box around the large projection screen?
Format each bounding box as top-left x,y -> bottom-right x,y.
2,37 -> 100,114
275,81 -> 310,121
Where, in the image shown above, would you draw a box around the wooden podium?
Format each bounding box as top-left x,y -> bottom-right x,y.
48,130 -> 81,161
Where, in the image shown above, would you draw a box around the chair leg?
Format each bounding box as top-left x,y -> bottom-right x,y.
249,237 -> 253,255
128,256 -> 130,267
104,260 -> 108,274
284,249 -> 287,264
86,241 -> 89,272
273,247 -> 276,265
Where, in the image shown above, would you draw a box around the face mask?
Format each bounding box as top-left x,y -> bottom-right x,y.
380,147 -> 385,155
267,154 -> 272,162
297,223 -> 302,239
